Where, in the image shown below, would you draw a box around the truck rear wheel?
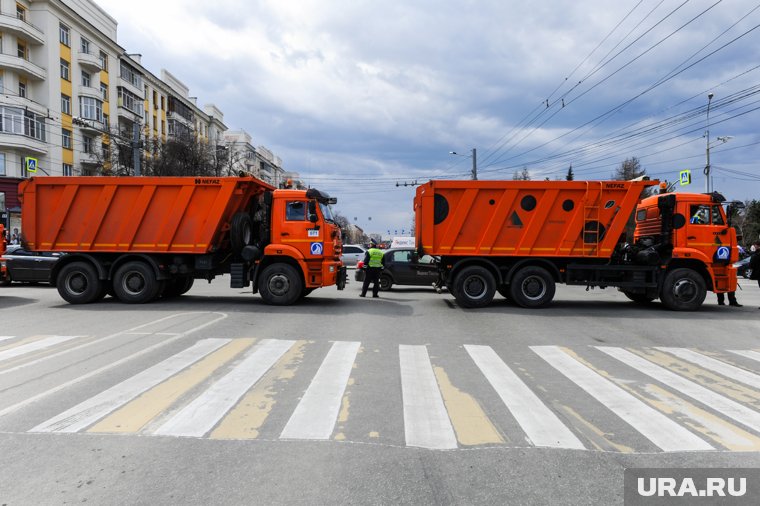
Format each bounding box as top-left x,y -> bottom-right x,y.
509,266 -> 555,308
57,261 -> 102,304
453,265 -> 496,308
623,291 -> 656,304
163,276 -> 194,298
258,263 -> 303,305
113,261 -> 161,304
660,268 -> 706,311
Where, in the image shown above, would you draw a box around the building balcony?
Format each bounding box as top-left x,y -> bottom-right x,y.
118,75 -> 143,98
0,131 -> 48,155
79,85 -> 103,101
0,96 -> 47,117
79,152 -> 100,165
77,51 -> 102,72
0,14 -> 44,45
0,53 -> 46,81
73,117 -> 105,134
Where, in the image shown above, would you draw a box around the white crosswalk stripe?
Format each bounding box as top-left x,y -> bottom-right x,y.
656,348 -> 760,389
155,339 -> 295,438
729,350 -> 760,364
400,345 -> 457,450
31,339 -> 230,433
598,347 -> 760,434
0,336 -> 16,343
0,335 -> 82,363
466,345 -> 584,449
532,346 -> 713,452
281,341 -> 360,440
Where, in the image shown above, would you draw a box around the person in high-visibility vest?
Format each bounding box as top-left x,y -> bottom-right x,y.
360,239 -> 386,298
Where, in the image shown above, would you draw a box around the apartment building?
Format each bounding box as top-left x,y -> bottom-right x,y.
0,0 -> 229,231
222,129 -> 285,186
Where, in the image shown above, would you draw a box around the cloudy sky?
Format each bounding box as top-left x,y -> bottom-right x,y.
94,0 -> 760,237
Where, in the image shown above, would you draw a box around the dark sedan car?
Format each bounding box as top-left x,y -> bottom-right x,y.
735,256 -> 752,279
354,247 -> 438,290
0,245 -> 64,285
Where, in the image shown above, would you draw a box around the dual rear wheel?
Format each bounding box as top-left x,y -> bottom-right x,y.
451,265 -> 556,309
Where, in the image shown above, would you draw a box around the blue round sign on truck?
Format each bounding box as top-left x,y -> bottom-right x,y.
310,242 -> 323,255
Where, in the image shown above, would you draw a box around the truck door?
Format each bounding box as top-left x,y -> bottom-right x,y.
281,200 -> 323,258
685,204 -> 729,261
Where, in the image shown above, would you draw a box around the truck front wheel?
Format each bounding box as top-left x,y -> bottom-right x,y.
510,266 -> 556,308
258,263 -> 303,305
452,265 -> 496,308
57,261 -> 102,304
660,268 -> 706,311
113,261 -> 161,304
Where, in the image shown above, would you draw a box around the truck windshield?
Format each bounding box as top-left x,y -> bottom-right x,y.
319,203 -> 335,223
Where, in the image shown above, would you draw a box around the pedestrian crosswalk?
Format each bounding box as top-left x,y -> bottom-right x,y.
2,333 -> 760,453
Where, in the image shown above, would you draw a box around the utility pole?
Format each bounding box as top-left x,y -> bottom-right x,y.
471,148 -> 477,180
132,122 -> 142,176
704,92 -> 713,193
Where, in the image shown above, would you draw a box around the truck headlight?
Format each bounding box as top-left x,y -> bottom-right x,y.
329,266 -> 335,273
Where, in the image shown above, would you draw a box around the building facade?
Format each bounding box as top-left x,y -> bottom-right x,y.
0,0 -> 240,233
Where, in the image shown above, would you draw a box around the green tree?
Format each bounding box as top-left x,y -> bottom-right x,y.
612,157 -> 646,181
566,165 -> 574,181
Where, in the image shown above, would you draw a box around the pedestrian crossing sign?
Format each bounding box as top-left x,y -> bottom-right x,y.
26,157 -> 38,173
679,169 -> 691,186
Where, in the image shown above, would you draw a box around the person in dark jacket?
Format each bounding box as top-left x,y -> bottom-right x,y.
360,239 -> 386,298
749,242 -> 760,309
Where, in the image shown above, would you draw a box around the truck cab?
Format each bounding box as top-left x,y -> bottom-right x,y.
259,188 -> 345,302
634,191 -> 738,308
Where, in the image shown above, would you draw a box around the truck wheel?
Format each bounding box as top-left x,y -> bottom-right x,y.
299,288 -> 315,300
660,268 -> 706,311
379,274 -> 393,291
230,212 -> 254,253
510,266 -> 555,308
57,262 -> 101,304
258,263 -> 303,305
453,266 -> 496,308
113,261 -> 161,304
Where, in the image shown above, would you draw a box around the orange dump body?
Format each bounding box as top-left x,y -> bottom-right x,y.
415,180 -> 658,258
20,176 -> 273,254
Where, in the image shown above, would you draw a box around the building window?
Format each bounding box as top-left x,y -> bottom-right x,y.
0,153 -> 5,176
17,41 -> 26,59
60,24 -> 70,46
103,113 -> 108,127
99,51 -> 108,71
118,87 -> 144,117
83,136 -> 93,154
80,38 -> 90,54
62,128 -> 72,149
60,59 -> 70,81
16,4 -> 25,21
18,81 -> 26,99
0,73 -> 3,93
100,83 -> 108,101
61,94 -> 71,115
79,96 -> 103,122
62,163 -> 73,176
0,106 -> 46,142
81,70 -> 90,87
119,61 -> 142,89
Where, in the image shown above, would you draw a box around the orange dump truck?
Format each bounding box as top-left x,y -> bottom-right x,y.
20,176 -> 346,305
414,179 -> 738,310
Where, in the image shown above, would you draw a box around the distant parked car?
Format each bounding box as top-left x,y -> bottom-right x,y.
355,247 -> 438,290
734,256 -> 752,279
341,244 -> 366,267
0,245 -> 64,285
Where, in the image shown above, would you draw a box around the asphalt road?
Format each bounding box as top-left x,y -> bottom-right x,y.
0,276 -> 759,505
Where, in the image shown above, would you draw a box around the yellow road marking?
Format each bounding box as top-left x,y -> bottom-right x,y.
210,340 -> 307,439
631,348 -> 760,407
433,366 -> 504,446
88,339 -> 254,433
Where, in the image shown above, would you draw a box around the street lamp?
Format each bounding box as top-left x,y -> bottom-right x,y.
704,92 -> 714,193
449,148 -> 477,180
